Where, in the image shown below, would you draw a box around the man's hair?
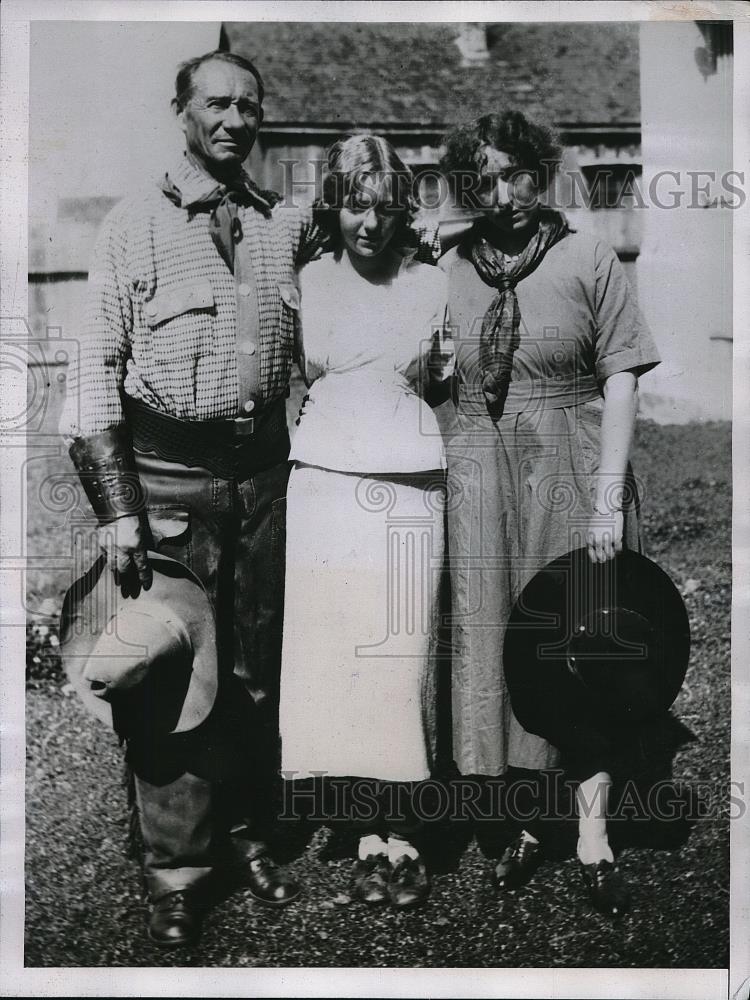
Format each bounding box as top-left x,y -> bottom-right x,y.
440,110 -> 562,203
174,50 -> 265,110
313,134 -> 417,255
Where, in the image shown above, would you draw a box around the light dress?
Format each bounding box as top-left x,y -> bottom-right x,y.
279,251 -> 452,783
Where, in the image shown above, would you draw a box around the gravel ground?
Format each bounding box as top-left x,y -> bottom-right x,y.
24,420 -> 731,968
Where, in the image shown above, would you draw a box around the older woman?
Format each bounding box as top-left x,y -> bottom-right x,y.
278,135 -> 453,909
439,111 -> 661,917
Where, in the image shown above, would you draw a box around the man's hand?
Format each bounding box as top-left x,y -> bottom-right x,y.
586,509 -> 624,564
98,515 -> 152,597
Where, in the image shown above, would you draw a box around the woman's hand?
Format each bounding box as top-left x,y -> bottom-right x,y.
427,323 -> 455,383
436,213 -> 483,254
295,393 -> 311,426
586,507 -> 624,563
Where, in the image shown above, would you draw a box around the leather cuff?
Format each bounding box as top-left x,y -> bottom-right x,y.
68,425 -> 146,524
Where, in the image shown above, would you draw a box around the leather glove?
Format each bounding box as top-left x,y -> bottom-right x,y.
96,515 -> 152,597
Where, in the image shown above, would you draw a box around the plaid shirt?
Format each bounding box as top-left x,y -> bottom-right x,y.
60,155 -> 440,438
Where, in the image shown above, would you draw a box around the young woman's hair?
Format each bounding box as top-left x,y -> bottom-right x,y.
440,110 -> 562,206
313,134 -> 418,254
174,50 -> 265,111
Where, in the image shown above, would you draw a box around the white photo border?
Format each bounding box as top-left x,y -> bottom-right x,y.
1,2 -> 747,997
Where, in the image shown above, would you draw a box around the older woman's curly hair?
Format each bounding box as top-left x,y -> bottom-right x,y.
440,111 -> 562,207
313,134 -> 418,255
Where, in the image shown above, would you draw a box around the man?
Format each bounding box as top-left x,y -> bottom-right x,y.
60,50 -> 320,947
61,48 -> 449,946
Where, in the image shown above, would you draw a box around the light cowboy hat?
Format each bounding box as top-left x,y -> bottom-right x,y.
60,552 -> 218,739
504,548 -> 690,744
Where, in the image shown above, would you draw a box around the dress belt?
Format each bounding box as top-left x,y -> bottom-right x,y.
458,373 -> 601,415
123,396 -> 290,480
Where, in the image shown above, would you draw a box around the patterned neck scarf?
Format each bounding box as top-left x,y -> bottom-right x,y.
470,209 -> 571,418
160,158 -> 277,272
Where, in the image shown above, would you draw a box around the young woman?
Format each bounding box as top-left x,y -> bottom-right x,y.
278,135 -> 453,909
439,111 -> 661,917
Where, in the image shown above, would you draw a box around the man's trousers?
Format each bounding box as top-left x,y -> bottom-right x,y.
125,450 -> 289,899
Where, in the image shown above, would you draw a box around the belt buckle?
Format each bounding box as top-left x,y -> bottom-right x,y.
232,416 -> 255,437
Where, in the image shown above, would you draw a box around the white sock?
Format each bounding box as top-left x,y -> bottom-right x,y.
577,835 -> 614,866
358,833 -> 387,860
576,772 -> 613,865
387,835 -> 420,864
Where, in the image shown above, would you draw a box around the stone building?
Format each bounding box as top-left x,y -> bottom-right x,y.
227,21 -> 644,284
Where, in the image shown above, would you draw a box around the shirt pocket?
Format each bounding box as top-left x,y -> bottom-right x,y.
141,280 -> 217,371
143,280 -> 215,328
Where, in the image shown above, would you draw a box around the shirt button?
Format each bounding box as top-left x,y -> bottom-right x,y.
238,283 -> 252,296
240,341 -> 257,355
243,399 -> 255,413
146,303 -> 157,317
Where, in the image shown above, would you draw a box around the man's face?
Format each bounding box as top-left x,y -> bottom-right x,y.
177,60 -> 261,176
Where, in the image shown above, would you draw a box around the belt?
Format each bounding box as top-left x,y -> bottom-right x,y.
458,373 -> 601,416
124,397 -> 290,480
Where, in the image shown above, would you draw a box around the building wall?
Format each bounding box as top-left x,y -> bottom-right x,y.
29,19 -> 221,423
638,21 -> 733,423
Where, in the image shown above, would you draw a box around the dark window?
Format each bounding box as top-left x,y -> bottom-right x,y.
411,165 -> 446,216
695,21 -> 733,78
580,164 -> 643,210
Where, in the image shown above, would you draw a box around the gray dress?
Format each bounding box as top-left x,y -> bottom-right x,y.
441,231 -> 661,777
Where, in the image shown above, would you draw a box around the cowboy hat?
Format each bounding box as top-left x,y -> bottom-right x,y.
60,552 -> 218,738
504,548 -> 690,747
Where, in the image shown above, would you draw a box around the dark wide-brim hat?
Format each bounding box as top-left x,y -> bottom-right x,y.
60,552 -> 218,738
504,548 -> 690,746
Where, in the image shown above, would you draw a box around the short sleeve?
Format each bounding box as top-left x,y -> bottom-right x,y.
594,242 -> 660,381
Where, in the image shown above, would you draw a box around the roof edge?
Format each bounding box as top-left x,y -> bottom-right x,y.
260,122 -> 642,134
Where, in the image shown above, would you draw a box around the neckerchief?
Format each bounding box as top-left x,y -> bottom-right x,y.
470,209 -> 571,419
160,162 -> 277,272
